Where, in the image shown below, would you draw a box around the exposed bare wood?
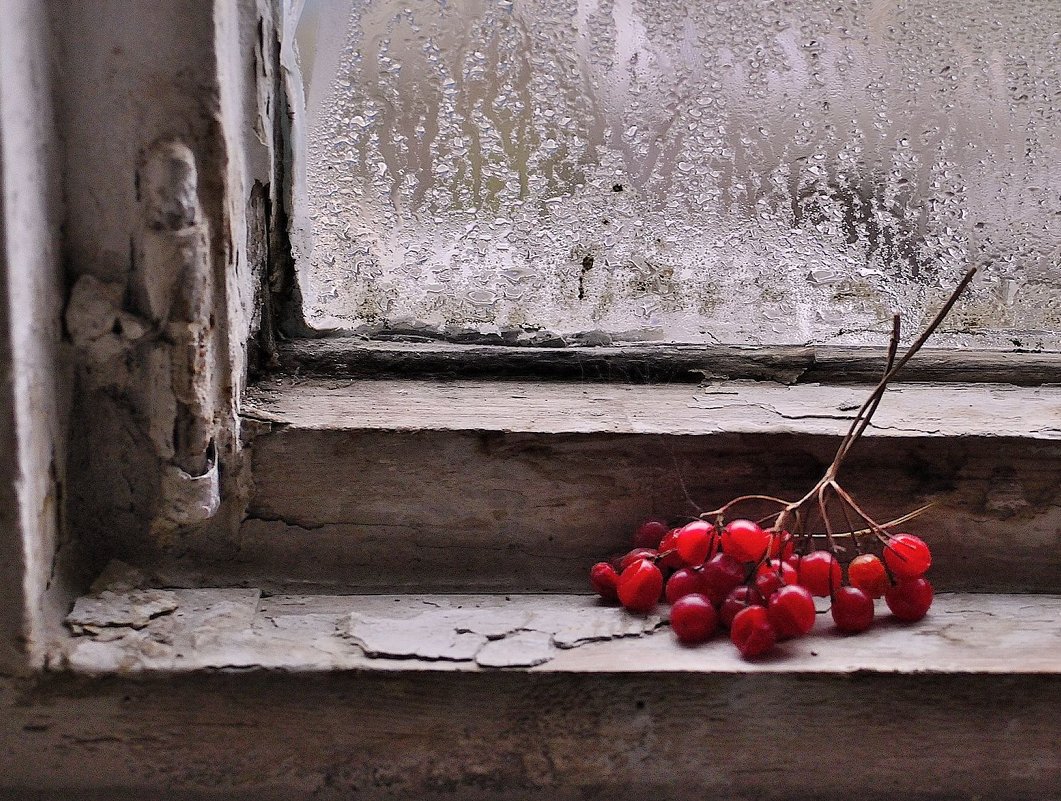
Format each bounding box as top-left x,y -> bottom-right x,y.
277,338 -> 1061,385
245,376 -> 1061,438
216,379 -> 1061,594
2,666 -> 1058,801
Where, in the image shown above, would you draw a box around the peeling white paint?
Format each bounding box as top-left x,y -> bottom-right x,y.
66,590 -> 179,633
53,589 -> 1061,676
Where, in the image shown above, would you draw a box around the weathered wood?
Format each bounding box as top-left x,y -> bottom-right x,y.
278,338 -> 1061,385
12,588 -> 1058,799
53,589 -> 1061,675
244,377 -> 1061,438
3,654 -> 1059,800
222,379 -> 1061,594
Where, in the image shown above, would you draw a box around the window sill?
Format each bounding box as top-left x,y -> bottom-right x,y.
53,587 -> 1061,676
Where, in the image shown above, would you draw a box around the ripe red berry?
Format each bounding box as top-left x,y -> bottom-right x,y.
721,519 -> 770,562
719,585 -> 765,628
767,585 -> 816,638
589,562 -> 619,602
670,593 -> 718,644
831,586 -> 875,633
883,533 -> 932,579
848,553 -> 888,598
768,530 -> 795,560
634,518 -> 669,549
617,558 -> 664,612
798,550 -> 842,597
756,559 -> 798,586
754,568 -> 785,600
701,553 -> 745,605
675,520 -> 717,566
665,567 -> 710,604
657,528 -> 685,569
730,605 -> 777,658
885,577 -> 934,621
617,548 -> 658,571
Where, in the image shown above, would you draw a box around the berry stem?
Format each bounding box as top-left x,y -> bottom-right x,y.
798,503 -> 934,539
826,267 -> 976,482
701,494 -> 791,519
768,268 -> 976,540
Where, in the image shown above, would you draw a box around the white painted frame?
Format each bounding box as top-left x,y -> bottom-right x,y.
0,0 -> 277,673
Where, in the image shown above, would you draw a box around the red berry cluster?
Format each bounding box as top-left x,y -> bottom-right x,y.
588,271 -> 975,659
590,518 -> 934,659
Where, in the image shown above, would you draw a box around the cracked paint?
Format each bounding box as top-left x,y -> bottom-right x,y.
65,589 -> 179,634
339,600 -> 667,668
53,589 -> 1061,675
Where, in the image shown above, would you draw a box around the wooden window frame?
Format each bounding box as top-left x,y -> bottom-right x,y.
2,3 -> 1060,798
3,0 -> 1060,672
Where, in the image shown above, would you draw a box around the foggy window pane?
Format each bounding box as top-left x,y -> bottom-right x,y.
292,0 -> 1061,347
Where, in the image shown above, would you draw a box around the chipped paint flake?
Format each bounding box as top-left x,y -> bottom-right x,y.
475,631 -> 554,668
342,612 -> 487,661
66,590 -> 179,633
338,598 -> 666,667
547,609 -> 668,649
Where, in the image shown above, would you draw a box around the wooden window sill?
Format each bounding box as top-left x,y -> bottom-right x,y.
54,587 -> 1061,676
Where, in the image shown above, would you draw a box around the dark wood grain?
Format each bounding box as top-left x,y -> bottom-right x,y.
2,671 -> 1058,800
277,338 -> 1061,385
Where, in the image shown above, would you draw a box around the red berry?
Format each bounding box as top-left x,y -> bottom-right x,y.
617,548 -> 658,571
730,605 -> 777,658
754,568 -> 785,600
768,530 -> 795,560
756,559 -> 798,586
848,554 -> 889,598
767,585 -> 816,638
634,518 -> 669,549
675,520 -> 717,566
831,586 -> 875,633
617,558 -> 664,612
657,529 -> 684,569
665,567 -> 710,604
798,550 -> 842,597
883,533 -> 932,579
670,593 -> 718,644
885,577 -> 934,621
589,562 -> 619,602
720,585 -> 764,628
721,519 -> 770,562
701,553 -> 745,605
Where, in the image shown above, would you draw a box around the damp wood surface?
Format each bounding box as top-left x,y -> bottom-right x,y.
53,588 -> 1061,674
220,377 -> 1061,594
279,338 -> 1061,385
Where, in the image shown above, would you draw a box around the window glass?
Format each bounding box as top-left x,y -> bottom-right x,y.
293,0 -> 1060,347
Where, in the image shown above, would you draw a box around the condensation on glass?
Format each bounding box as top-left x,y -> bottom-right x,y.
291,0 -> 1061,347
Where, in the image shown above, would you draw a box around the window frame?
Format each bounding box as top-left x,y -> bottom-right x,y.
3,0 -> 1060,675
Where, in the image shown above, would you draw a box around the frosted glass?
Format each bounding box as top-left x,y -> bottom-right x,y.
293,0 -> 1061,347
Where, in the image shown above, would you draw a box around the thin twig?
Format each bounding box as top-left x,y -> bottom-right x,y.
800,503 -> 934,539
702,495 -> 791,519
826,268 -> 976,480
833,313 -> 901,469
